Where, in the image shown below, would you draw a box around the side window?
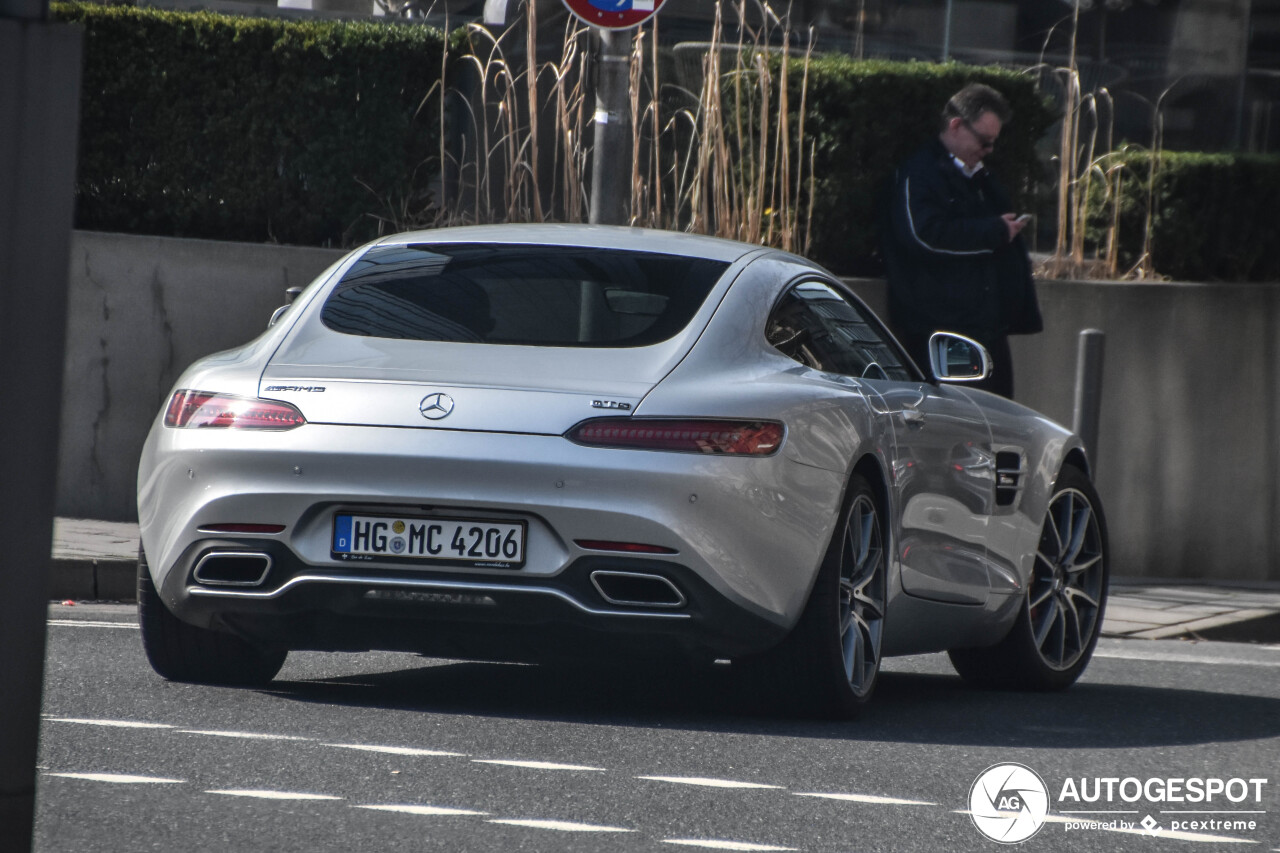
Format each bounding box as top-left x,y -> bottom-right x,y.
766,280 -> 914,381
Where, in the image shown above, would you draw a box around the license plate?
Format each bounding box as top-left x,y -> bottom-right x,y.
332,513 -> 525,568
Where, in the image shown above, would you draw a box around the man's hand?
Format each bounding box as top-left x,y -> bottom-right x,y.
1002,212 -> 1028,242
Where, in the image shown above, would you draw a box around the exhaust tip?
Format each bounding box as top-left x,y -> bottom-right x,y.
193,552 -> 273,587
590,571 -> 686,609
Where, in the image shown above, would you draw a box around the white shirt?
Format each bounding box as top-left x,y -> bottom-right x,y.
952,154 -> 984,179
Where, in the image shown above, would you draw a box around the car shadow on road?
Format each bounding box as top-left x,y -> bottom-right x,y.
261,653 -> 1280,750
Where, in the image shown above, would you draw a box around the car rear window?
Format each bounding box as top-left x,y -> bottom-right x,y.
320,243 -> 730,347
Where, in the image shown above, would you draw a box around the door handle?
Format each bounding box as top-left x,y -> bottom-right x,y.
902,404 -> 925,425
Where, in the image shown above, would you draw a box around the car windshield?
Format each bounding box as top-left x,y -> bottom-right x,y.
320,243 -> 729,348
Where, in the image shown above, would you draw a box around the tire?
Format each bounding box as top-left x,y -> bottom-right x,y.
137,547 -> 286,685
744,473 -> 888,718
949,465 -> 1108,691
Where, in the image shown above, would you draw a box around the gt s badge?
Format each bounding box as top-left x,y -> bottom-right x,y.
592,400 -> 632,411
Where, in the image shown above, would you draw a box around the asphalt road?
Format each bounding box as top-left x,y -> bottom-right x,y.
35,604 -> 1280,852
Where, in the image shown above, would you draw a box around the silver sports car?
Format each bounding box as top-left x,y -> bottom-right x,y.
137,224 -> 1108,717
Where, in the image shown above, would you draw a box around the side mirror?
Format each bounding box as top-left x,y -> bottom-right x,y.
268,286 -> 305,328
928,332 -> 992,383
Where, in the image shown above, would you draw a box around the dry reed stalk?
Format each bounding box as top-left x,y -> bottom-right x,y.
1068,95 -> 1100,267
523,0 -> 544,221
792,28 -> 814,253
549,18 -> 587,222
650,17 -> 662,226
771,14 -> 791,248
686,7 -> 723,235
751,50 -> 771,243
1125,85 -> 1173,279
413,0 -> 811,252
732,0 -> 749,234
1053,4 -> 1080,264
629,26 -> 645,225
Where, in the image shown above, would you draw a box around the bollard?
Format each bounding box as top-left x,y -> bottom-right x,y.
1072,330 -> 1106,465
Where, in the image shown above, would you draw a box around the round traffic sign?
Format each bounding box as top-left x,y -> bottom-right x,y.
562,0 -> 667,29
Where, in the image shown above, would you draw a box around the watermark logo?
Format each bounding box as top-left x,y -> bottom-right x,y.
969,763 -> 1050,844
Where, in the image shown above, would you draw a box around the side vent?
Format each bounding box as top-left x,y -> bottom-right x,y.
995,452 -> 1025,507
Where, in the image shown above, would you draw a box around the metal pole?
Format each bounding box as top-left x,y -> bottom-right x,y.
941,0 -> 953,61
1072,329 -> 1106,466
0,8 -> 82,852
588,27 -> 632,226
1233,0 -> 1253,151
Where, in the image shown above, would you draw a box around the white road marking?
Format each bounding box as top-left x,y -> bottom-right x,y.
47,717 -> 174,729
638,776 -> 783,790
47,620 -> 138,629
1093,649 -> 1280,668
663,840 -> 797,851
48,773 -> 183,784
795,792 -> 937,806
178,730 -> 314,741
325,743 -> 467,757
488,819 -> 633,832
356,804 -> 488,816
207,790 -> 342,801
473,759 -> 606,771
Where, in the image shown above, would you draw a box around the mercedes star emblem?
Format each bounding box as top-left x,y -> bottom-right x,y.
419,392 -> 455,420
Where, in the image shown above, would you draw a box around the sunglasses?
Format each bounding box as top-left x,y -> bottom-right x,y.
962,119 -> 997,150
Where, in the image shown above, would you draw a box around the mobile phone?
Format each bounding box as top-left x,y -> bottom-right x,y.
1015,213 -> 1032,224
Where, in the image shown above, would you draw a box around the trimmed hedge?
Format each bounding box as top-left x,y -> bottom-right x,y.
53,2 -> 445,247
1091,150 -> 1280,282
54,3 -> 1280,281
798,57 -> 1053,275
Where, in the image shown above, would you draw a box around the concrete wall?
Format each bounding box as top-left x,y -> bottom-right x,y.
58,231 -> 345,521
846,277 -> 1280,584
57,231 -> 1280,582
1015,279 -> 1280,585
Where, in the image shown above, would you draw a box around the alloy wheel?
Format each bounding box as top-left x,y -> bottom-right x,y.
838,494 -> 886,697
1028,487 -> 1105,670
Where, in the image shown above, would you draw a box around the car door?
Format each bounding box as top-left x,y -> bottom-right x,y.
767,279 -> 995,606
868,378 -> 996,605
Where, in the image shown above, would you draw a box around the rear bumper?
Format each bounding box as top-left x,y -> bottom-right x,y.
139,422 -> 847,643
157,536 -> 789,660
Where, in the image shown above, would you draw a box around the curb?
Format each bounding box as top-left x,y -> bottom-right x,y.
51,557 -> 137,602
48,542 -> 1280,644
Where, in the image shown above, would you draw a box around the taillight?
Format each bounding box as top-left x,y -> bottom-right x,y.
575,540 -> 678,554
566,418 -> 783,456
197,523 -> 287,534
163,391 -> 306,430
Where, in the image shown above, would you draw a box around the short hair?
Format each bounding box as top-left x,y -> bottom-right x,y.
941,83 -> 1012,130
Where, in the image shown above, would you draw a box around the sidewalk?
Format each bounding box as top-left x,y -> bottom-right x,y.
49,518 -> 1280,644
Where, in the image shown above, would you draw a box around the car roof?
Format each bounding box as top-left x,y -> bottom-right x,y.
375,223 -> 773,265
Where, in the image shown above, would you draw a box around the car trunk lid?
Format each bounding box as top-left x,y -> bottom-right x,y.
260,337 -> 683,435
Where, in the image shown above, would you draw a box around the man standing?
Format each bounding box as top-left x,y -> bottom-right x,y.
882,83 -> 1041,399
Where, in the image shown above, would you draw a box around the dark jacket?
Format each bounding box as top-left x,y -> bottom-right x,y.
881,138 -> 1042,343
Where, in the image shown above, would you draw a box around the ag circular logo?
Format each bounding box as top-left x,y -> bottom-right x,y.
969,763 -> 1050,843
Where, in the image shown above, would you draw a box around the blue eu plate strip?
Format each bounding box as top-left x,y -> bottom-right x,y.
333,515 -> 353,552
